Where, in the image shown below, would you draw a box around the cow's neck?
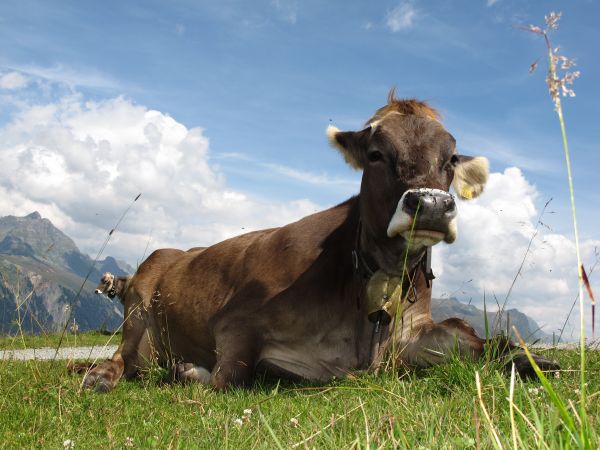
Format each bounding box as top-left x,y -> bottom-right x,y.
357,221 -> 427,277
352,204 -> 437,369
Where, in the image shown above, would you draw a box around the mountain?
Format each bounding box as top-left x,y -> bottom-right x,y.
0,212 -> 130,334
431,297 -> 553,343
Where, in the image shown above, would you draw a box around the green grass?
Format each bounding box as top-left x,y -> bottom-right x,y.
0,349 -> 598,448
0,331 -> 119,350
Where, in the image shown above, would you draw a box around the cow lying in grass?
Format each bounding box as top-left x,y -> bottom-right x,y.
80,92 -> 558,392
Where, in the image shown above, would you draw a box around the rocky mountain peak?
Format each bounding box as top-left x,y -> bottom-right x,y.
26,211 -> 42,220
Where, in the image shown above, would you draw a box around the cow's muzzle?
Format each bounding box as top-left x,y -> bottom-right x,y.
387,188 -> 457,246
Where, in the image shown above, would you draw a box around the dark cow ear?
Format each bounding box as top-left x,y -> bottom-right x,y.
452,155 -> 489,199
327,125 -> 372,170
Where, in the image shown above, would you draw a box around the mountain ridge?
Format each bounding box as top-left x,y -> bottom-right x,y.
0,212 -> 127,334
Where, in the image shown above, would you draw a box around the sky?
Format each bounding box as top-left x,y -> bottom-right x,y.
0,0 -> 598,340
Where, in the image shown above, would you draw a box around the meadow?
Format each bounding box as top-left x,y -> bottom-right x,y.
1,11 -> 596,450
0,334 -> 598,449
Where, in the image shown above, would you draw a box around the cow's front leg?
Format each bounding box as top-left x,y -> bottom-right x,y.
81,347 -> 126,393
210,326 -> 258,390
397,318 -> 484,367
397,318 -> 559,378
82,299 -> 148,392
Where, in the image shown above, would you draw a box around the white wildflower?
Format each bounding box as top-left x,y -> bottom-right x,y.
233,418 -> 243,427
290,417 -> 300,428
243,408 -> 252,416
527,387 -> 540,396
124,437 -> 134,447
63,440 -> 75,450
545,11 -> 561,31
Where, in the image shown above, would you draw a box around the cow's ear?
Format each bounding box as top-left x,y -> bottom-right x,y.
452,155 -> 489,199
327,125 -> 371,170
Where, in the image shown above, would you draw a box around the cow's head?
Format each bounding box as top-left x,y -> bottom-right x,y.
328,92 -> 488,274
95,272 -> 116,298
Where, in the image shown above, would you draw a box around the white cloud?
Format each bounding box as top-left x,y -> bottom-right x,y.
0,71 -> 28,90
271,0 -> 298,24
0,93 -> 320,264
487,0 -> 501,6
386,2 -> 417,32
261,162 -> 359,188
9,64 -> 121,90
433,167 -> 599,339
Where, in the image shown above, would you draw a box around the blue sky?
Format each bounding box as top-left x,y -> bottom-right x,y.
0,0 -> 598,337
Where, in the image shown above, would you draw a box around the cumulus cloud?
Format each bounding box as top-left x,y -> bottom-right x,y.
386,2 -> 417,32
0,93 -> 320,264
0,71 -> 28,90
432,167 -> 599,339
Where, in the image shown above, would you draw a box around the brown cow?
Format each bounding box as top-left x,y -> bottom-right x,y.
82,92 -> 557,392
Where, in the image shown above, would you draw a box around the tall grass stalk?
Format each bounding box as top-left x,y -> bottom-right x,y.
53,193 -> 141,358
523,12 -> 590,445
546,33 -> 588,420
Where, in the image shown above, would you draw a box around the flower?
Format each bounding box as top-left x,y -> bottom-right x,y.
545,12 -> 561,31
290,417 -> 299,428
527,387 -> 540,396
233,418 -> 243,427
243,408 -> 252,416
124,437 -> 134,447
63,440 -> 75,450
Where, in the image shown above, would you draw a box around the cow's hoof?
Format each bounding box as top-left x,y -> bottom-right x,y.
507,353 -> 560,379
82,372 -> 113,393
175,362 -> 211,384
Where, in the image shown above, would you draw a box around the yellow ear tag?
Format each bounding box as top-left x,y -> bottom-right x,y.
460,187 -> 473,199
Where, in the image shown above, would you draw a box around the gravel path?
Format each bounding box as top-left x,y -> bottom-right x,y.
0,342 -> 596,362
0,345 -> 118,361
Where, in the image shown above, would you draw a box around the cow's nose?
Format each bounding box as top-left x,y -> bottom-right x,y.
95,289 -> 102,294
401,188 -> 456,219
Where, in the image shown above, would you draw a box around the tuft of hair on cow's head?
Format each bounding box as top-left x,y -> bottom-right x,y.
327,89 -> 490,260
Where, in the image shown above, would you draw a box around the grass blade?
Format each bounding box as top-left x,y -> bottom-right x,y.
512,327 -> 580,446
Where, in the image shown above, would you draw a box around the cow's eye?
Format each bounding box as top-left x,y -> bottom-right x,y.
450,154 -> 460,166
367,150 -> 383,162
